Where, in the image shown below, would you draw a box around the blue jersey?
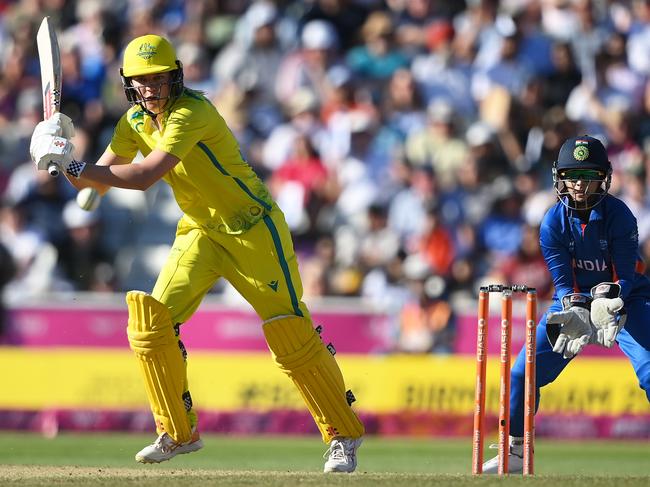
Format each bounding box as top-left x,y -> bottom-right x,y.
539,194 -> 650,302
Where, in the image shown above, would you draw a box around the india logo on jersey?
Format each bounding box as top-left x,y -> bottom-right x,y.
575,258 -> 608,272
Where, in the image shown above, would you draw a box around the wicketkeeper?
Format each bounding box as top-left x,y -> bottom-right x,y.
29,34 -> 364,472
482,135 -> 650,473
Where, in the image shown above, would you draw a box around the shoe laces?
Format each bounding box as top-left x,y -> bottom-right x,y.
324,439 -> 354,462
153,433 -> 177,454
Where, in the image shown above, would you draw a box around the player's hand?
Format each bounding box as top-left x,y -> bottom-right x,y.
546,293 -> 594,359
31,113 -> 75,141
30,133 -> 75,172
29,114 -> 76,172
590,282 -> 626,348
53,112 -> 75,138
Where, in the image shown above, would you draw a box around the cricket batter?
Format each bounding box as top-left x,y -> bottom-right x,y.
483,135 -> 650,473
29,34 -> 364,472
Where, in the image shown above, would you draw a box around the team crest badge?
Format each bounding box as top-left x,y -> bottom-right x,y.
137,43 -> 157,60
573,144 -> 589,161
130,110 -> 145,133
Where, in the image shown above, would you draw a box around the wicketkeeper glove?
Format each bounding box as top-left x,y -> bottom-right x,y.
590,282 -> 626,348
546,293 -> 594,359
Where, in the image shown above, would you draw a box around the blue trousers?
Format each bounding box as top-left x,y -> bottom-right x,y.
509,296 -> 650,436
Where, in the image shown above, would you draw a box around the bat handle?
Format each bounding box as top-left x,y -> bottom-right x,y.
48,162 -> 60,177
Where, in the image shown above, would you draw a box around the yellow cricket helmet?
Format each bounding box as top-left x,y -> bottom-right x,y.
121,34 -> 178,77
120,34 -> 185,115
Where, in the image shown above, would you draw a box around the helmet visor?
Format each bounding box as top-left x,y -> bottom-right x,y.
558,168 -> 607,181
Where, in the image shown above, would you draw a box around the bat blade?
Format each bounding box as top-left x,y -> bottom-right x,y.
36,17 -> 62,177
36,17 -> 62,120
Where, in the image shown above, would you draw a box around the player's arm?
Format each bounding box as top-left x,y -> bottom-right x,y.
76,149 -> 180,191
64,150 -> 132,195
78,103 -> 203,190
588,203 -> 637,347
607,204 -> 641,299
539,208 -> 597,357
539,208 -> 575,300
30,116 -> 179,191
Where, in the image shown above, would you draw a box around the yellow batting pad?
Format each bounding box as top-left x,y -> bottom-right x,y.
263,316 -> 364,443
126,291 -> 192,443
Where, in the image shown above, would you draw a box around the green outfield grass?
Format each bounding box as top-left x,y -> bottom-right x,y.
0,433 -> 648,486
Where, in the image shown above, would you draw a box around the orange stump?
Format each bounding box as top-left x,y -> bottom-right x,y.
523,290 -> 537,475
471,289 -> 489,474
498,291 -> 512,474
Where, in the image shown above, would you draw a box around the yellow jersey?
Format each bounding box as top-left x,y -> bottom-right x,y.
108,89 -> 274,234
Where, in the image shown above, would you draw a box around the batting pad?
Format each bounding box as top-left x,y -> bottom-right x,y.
126,291 -> 192,443
263,316 -> 364,443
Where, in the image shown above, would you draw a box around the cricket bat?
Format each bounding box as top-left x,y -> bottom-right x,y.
37,17 -> 101,211
36,16 -> 63,177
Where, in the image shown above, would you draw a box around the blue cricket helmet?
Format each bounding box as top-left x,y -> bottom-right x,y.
555,135 -> 611,171
553,135 -> 612,210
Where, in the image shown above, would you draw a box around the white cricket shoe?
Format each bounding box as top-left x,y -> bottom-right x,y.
323,437 -> 362,473
135,429 -> 203,464
481,439 -> 524,474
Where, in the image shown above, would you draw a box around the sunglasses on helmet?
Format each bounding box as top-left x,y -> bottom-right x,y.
558,169 -> 607,181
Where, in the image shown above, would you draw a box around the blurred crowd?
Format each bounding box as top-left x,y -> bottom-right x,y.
2,0 -> 650,353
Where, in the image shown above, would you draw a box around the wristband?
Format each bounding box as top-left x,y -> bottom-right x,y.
561,293 -> 592,310
591,282 -> 622,300
66,160 -> 86,179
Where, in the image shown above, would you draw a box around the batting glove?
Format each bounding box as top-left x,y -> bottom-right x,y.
30,134 -> 85,178
590,282 -> 626,348
546,293 -> 594,359
50,112 -> 75,138
31,113 -> 75,142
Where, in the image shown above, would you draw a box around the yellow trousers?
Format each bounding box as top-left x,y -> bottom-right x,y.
141,205 -> 362,441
